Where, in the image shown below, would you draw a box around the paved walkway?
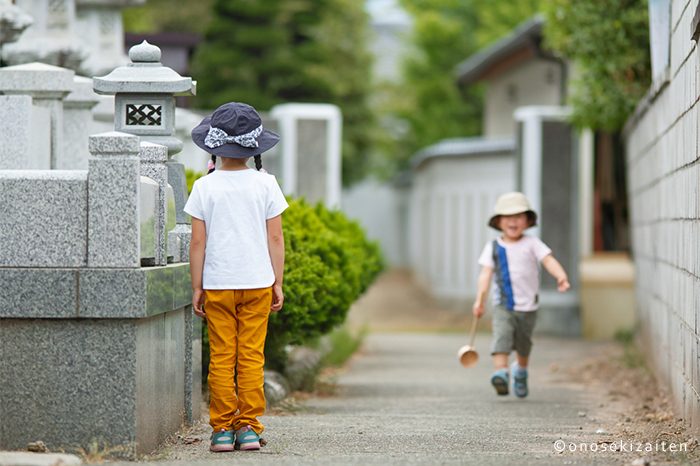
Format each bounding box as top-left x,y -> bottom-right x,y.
111,333 -> 620,465
103,271 -> 646,465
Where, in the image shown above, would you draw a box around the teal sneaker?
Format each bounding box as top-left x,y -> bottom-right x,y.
490,368 -> 509,396
511,363 -> 528,398
235,425 -> 261,451
210,428 -> 234,452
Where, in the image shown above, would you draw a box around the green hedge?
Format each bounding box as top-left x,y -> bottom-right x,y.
187,169 -> 384,373
264,198 -> 384,370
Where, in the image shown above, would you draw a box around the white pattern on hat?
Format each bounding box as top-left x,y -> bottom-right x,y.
204,125 -> 263,149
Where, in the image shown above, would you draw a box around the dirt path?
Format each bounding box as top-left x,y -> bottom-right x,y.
345,268 -> 472,333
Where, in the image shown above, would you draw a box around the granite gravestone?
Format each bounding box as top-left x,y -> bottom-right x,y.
0,42 -> 200,456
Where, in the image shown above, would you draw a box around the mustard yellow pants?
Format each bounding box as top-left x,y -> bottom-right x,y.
204,287 -> 272,434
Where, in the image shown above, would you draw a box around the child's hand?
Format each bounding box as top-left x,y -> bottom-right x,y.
542,256 -> 570,293
192,289 -> 206,318
472,301 -> 485,318
557,277 -> 570,292
271,283 -> 284,312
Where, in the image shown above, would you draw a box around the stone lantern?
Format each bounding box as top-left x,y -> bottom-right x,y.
92,40 -> 196,155
93,40 -> 196,265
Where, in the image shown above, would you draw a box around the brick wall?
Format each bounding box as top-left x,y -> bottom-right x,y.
625,0 -> 700,431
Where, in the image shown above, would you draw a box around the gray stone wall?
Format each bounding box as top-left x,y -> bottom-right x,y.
624,0 -> 700,432
0,132 -> 199,455
0,319 -> 139,453
135,310 -> 186,454
0,264 -> 197,454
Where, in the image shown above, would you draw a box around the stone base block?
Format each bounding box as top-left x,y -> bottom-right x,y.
0,309 -> 190,457
0,452 -> 82,466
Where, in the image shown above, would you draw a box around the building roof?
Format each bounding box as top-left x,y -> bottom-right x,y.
411,137 -> 515,170
455,16 -> 549,86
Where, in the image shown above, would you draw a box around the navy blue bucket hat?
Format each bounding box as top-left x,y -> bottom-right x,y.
191,102 -> 280,158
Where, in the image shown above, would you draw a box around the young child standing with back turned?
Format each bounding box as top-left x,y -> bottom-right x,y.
185,102 -> 288,452
472,192 -> 570,398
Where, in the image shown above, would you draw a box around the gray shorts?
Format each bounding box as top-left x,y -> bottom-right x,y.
490,306 -> 538,356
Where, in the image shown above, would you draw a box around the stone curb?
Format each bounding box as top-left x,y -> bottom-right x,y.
0,452 -> 82,466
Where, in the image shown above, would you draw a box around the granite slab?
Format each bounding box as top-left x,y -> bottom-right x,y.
0,170 -> 88,267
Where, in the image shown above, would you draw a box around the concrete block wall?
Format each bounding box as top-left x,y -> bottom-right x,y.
625,0 -> 700,432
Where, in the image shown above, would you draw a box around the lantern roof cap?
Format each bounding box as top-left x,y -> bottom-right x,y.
93,41 -> 195,96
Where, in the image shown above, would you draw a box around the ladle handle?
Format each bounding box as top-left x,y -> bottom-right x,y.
468,315 -> 479,347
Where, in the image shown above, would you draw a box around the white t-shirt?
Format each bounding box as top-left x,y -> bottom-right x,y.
183,169 -> 288,290
478,235 -> 552,312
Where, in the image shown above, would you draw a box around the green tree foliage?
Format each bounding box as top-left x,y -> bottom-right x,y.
190,0 -> 375,185
122,0 -> 213,34
191,0 -> 302,110
472,0 -> 542,48
543,0 -> 651,131
383,0 -> 482,169
265,198 -> 384,370
382,0 -> 543,172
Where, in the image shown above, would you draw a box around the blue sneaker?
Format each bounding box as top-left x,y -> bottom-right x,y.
210,428 -> 234,452
235,425 -> 261,451
490,368 -> 509,396
511,363 -> 528,398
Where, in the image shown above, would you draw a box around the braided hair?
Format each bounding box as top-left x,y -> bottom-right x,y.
207,154 -> 263,174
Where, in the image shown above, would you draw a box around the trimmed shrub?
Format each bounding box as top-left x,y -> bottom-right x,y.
185,168 -> 201,194
265,198 -> 384,370
186,172 -> 385,375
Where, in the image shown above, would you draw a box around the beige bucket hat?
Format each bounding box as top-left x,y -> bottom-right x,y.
488,192 -> 538,230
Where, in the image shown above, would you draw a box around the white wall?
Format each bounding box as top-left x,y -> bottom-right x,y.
625,0 -> 700,433
484,59 -> 562,138
409,153 -> 515,300
173,107 -> 209,173
342,178 -> 408,267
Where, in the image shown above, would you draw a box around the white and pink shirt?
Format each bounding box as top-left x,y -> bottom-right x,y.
478,235 -> 552,312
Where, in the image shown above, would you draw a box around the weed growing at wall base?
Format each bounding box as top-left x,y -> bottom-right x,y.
321,324 -> 368,368
614,329 -> 646,369
74,439 -> 134,462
